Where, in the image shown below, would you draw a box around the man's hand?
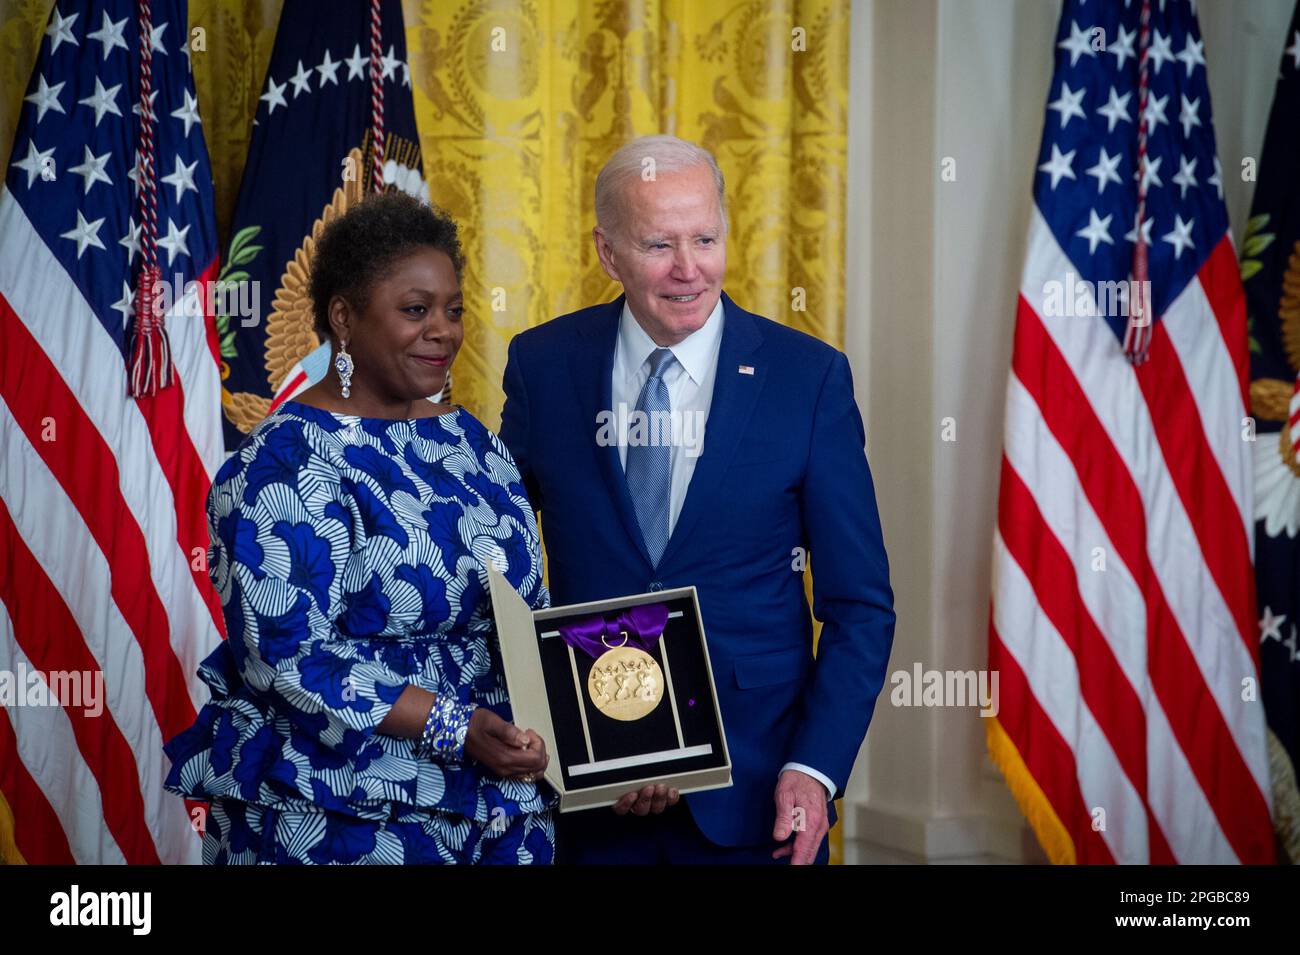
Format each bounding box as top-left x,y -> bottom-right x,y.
772,769 -> 829,864
612,784 -> 680,816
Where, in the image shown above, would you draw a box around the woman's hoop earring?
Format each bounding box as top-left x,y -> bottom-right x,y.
334,341 -> 354,399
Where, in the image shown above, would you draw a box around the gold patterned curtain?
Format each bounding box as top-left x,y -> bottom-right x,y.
408,0 -> 850,427
1,0 -> 851,862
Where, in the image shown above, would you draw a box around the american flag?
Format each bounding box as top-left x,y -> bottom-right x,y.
0,0 -> 224,863
987,0 -> 1274,863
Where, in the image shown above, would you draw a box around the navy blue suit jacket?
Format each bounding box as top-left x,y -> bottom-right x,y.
499,291 -> 896,847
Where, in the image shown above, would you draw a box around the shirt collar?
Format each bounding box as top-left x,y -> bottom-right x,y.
618,295 -> 725,387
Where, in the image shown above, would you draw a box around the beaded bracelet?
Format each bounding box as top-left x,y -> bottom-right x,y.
417,694 -> 477,763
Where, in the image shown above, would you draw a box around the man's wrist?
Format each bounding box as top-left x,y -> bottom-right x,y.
781,762 -> 835,800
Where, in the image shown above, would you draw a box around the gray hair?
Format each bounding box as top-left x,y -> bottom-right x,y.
594,135 -> 728,238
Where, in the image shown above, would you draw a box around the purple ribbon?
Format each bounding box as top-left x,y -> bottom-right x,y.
556,604 -> 669,659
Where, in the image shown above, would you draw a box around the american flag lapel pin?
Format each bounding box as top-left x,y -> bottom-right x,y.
738,364 -> 754,375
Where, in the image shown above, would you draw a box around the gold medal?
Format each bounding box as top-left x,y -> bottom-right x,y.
587,630 -> 664,721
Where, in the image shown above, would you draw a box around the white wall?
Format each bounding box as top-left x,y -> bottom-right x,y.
841,0 -> 1293,863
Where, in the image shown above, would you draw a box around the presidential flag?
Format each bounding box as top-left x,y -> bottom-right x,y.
1240,0 -> 1300,865
987,0 -> 1274,863
0,0 -> 224,863
216,0 -> 426,450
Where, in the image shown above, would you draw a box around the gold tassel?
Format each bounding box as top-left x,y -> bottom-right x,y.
985,716 -> 1076,864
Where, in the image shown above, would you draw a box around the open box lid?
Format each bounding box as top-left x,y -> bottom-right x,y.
486,565 -> 565,794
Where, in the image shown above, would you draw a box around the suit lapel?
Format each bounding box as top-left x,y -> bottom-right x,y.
569,295 -> 656,569
658,292 -> 765,569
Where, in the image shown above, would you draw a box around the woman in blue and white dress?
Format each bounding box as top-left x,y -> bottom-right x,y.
164,193 -> 556,864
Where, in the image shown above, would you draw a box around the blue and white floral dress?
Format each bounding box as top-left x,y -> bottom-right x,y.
164,401 -> 557,864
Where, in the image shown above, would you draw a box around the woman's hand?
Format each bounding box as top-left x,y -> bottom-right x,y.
464,708 -> 549,782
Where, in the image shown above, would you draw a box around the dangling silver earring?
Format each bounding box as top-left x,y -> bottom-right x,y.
335,340 -> 354,398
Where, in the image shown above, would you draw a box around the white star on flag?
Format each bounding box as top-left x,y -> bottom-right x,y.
1177,35 -> 1205,76
289,59 -> 312,98
44,8 -> 78,54
1139,154 -> 1164,191
87,11 -> 128,60
1038,143 -> 1077,190
1124,214 -> 1154,246
1057,20 -> 1097,67
126,147 -> 144,193
1147,28 -> 1174,73
1076,209 -> 1114,254
157,217 -> 191,266
1162,213 -> 1196,259
148,22 -> 168,54
346,44 -> 368,81
78,78 -> 122,127
1097,87 -> 1132,133
316,50 -> 342,86
1209,156 -> 1223,198
68,145 -> 112,195
1110,24 -> 1136,70
1143,92 -> 1170,132
171,88 -> 201,136
60,209 -> 106,258
1259,607 -> 1287,643
1179,94 -> 1202,138
119,218 -> 142,265
1048,82 -> 1087,128
11,140 -> 55,187
131,88 -> 157,119
1086,147 -> 1123,194
1172,155 -> 1198,199
261,76 -> 288,114
24,75 -> 65,123
381,44 -> 400,81
111,281 -> 134,325
161,156 -> 199,202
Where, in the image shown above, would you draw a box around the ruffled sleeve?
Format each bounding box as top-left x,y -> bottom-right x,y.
208,416 -> 414,757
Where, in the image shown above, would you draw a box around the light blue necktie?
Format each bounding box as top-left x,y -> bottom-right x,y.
625,347 -> 676,566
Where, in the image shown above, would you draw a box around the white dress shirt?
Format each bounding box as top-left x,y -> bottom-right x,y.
612,298 -> 724,532
611,297 -> 836,802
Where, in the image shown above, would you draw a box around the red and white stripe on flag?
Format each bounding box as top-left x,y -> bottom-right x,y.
988,0 -> 1274,864
1290,375 -> 1300,459
0,0 -> 225,863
